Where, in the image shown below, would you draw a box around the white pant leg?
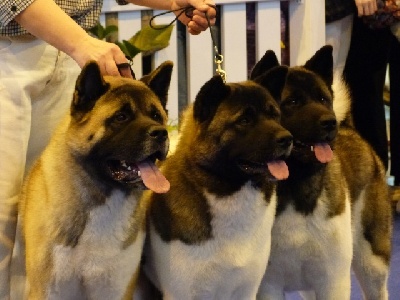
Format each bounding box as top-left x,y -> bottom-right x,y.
0,35 -> 80,300
25,47 -> 81,173
326,14 -> 353,78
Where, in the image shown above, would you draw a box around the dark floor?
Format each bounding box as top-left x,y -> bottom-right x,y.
285,212 -> 400,300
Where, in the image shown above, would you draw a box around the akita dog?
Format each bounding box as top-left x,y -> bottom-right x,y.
142,75 -> 293,299
251,45 -> 392,300
20,60 -> 173,299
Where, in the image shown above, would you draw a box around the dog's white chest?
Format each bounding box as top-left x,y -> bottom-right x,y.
53,190 -> 143,280
260,189 -> 353,294
149,183 -> 277,299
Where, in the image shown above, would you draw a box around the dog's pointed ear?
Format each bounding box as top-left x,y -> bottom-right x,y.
141,61 -> 173,110
303,45 -> 333,87
250,50 -> 280,79
253,66 -> 289,103
194,75 -> 229,123
72,61 -> 109,116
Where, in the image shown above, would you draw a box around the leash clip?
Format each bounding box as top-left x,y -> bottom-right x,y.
214,52 -> 226,83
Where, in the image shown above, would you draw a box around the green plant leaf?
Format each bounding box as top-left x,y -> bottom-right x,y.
119,40 -> 142,58
103,25 -> 118,39
89,23 -> 173,60
88,23 -> 105,39
115,41 -> 128,56
129,25 -> 174,56
88,23 -> 118,40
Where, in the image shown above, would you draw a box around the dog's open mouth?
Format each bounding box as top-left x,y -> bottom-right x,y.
107,157 -> 170,193
294,140 -> 333,163
237,159 -> 289,180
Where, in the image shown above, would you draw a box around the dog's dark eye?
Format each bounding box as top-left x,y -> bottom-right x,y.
113,111 -> 129,123
151,111 -> 163,122
283,97 -> 298,106
320,97 -> 327,103
237,107 -> 255,126
238,117 -> 250,125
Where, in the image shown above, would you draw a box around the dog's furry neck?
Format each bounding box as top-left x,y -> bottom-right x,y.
276,76 -> 351,216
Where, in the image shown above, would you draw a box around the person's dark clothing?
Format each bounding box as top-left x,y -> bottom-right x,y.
325,0 -> 356,23
343,15 -> 393,170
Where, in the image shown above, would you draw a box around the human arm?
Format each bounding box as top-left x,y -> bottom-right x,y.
14,0 -> 132,77
14,0 -> 216,77
354,0 -> 378,16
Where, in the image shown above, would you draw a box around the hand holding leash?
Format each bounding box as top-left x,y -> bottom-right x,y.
151,3 -> 226,82
173,0 -> 216,35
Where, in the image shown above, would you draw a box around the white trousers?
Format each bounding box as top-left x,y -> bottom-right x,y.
326,14 -> 353,78
0,35 -> 80,300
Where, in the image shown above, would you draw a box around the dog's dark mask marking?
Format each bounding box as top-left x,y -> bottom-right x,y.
251,45 -> 337,165
192,75 -> 292,189
251,45 -> 341,215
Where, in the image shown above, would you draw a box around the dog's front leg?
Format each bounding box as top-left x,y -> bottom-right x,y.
312,276 -> 351,300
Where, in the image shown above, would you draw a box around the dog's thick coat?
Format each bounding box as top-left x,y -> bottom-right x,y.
142,75 -> 293,299
20,61 -> 173,299
251,46 -> 392,300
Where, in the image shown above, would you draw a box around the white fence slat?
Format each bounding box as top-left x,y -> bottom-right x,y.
99,13 -> 106,26
187,31 -> 214,102
117,11 -> 143,78
221,3 -> 248,82
256,1 -> 281,64
289,0 -> 325,66
153,10 -> 180,124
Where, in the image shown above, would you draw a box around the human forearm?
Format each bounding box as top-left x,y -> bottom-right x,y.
127,0 -> 172,10
14,0 -> 89,58
14,0 -> 130,77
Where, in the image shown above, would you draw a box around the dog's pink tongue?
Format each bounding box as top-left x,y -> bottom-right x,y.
267,160 -> 289,180
137,161 -> 170,193
314,143 -> 333,163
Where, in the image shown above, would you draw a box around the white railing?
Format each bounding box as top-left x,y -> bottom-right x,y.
100,0 -> 325,125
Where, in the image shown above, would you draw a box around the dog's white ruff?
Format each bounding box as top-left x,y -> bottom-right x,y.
146,182 -> 277,300
51,190 -> 144,299
257,187 -> 353,300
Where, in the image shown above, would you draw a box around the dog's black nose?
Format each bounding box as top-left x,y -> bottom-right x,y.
276,131 -> 293,149
149,127 -> 168,142
320,115 -> 337,132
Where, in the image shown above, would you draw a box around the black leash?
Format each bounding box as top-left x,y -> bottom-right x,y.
149,5 -> 226,82
149,6 -> 196,30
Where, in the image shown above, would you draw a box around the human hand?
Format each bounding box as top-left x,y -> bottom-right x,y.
171,0 -> 216,35
355,0 -> 378,16
69,35 -> 133,78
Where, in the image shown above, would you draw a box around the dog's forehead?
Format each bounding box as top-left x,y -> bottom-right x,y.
227,82 -> 275,108
285,68 -> 332,98
103,82 -> 165,111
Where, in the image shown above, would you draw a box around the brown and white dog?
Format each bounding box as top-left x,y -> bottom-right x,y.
20,60 -> 173,299
141,75 -> 293,299
251,45 -> 392,300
